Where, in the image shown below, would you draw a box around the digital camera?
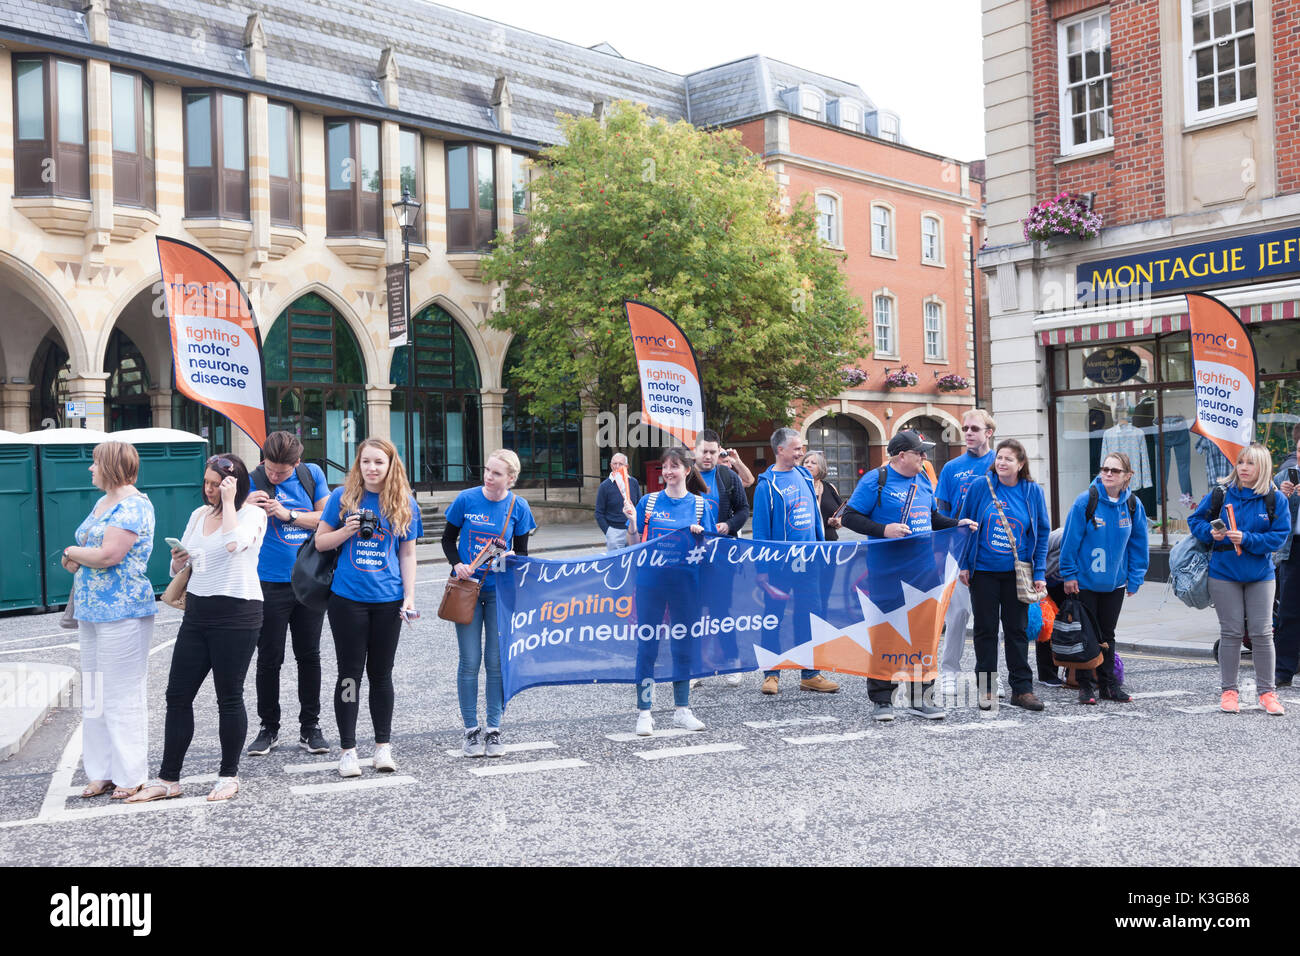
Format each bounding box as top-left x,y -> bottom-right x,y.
350,509 -> 379,540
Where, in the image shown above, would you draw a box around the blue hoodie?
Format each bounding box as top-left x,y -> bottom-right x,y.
959,472 -> 1050,579
751,465 -> 825,542
1057,477 -> 1150,593
1188,483 -> 1292,583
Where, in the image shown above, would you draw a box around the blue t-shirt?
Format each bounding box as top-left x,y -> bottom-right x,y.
769,470 -> 819,541
846,464 -> 934,532
445,488 -> 537,592
257,463 -> 329,583
321,488 -> 423,603
961,476 -> 1048,575
73,494 -> 156,622
936,450 -> 996,517
636,491 -> 715,568
699,468 -> 720,518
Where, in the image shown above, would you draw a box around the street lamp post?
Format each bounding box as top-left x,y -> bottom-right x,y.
392,188 -> 422,485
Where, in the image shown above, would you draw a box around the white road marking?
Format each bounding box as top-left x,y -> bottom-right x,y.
928,720 -> 1021,734
290,775 -> 417,796
782,731 -> 871,745
468,758 -> 589,777
149,638 -> 177,657
1129,690 -> 1192,700
1171,704 -> 1261,714
744,716 -> 840,730
442,741 -> 558,758
0,643 -> 79,656
284,758 -> 372,774
634,742 -> 746,761
605,729 -> 697,742
37,723 -> 83,822
1047,714 -> 1110,724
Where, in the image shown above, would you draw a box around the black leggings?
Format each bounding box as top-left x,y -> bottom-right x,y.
327,594 -> 402,750
160,616 -> 260,780
1075,587 -> 1126,693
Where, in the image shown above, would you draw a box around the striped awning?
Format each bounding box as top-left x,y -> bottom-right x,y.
1037,299 -> 1300,345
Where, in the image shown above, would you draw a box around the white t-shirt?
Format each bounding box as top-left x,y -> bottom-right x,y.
177,504 -> 267,601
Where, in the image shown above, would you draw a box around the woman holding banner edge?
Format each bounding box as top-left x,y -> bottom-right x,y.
443,449 -> 537,758
623,446 -> 715,736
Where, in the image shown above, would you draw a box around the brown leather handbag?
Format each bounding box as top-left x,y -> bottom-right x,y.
437,495 -> 515,624
162,564 -> 192,611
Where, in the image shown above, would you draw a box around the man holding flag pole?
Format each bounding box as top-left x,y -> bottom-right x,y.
595,453 -> 640,553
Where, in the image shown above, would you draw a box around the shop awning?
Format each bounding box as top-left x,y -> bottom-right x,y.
1036,298 -> 1299,346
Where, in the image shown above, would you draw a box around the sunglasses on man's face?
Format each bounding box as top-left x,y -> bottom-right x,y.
962,425 -> 985,432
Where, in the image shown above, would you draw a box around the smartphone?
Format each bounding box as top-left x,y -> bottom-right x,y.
1210,518 -> 1227,533
165,536 -> 185,551
401,608 -> 421,622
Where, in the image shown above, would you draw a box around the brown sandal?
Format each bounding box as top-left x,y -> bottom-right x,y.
111,785 -> 143,800
80,780 -> 114,798
125,781 -> 182,803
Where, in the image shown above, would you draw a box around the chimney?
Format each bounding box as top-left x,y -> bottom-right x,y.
377,46 -> 399,107
492,75 -> 512,134
243,13 -> 267,80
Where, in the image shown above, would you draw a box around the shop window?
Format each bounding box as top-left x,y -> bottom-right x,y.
13,55 -> 89,199
446,143 -> 496,252
325,118 -> 381,237
183,90 -> 248,219
111,70 -> 155,209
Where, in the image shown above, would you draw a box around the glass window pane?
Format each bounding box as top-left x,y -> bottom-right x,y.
1089,82 -> 1106,110
267,103 -> 289,179
1212,5 -> 1231,37
1066,24 -> 1080,54
1103,47 -> 1111,74
1216,42 -> 1235,71
1072,116 -> 1087,144
1084,49 -> 1100,79
16,60 -> 45,140
1240,65 -> 1256,100
477,145 -> 495,211
1235,0 -> 1253,31
1198,79 -> 1216,111
326,122 -> 350,190
221,94 -> 244,171
111,72 -> 136,152
360,122 -> 380,193
1089,111 -> 1105,141
56,60 -> 84,145
400,129 -> 419,198
1071,85 -> 1086,116
447,145 -> 469,210
1195,47 -> 1214,78
1238,33 -> 1255,66
512,152 -> 529,214
1192,13 -> 1210,44
1218,71 -> 1236,104
185,93 -> 211,168
142,81 -> 153,159
1068,54 -> 1082,85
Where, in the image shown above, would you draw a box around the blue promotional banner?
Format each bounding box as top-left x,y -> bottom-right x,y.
494,527 -> 973,703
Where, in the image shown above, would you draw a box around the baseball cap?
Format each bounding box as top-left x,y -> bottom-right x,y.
887,430 -> 935,456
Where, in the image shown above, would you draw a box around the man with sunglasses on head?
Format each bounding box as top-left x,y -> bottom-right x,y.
934,410 -> 997,699
244,431 -> 332,757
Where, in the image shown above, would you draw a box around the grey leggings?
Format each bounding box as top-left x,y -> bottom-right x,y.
1208,577 -> 1276,695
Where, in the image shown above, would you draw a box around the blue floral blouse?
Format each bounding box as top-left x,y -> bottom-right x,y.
73,494 -> 156,622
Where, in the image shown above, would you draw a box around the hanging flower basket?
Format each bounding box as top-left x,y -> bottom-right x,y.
1021,192 -> 1102,245
839,367 -> 868,388
884,365 -> 919,389
935,373 -> 970,392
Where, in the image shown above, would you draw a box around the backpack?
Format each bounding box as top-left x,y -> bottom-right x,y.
641,491 -> 705,542
1045,487 -> 1139,583
1051,596 -> 1104,667
251,462 -> 319,504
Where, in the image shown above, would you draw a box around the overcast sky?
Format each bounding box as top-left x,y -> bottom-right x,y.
433,0 -> 987,162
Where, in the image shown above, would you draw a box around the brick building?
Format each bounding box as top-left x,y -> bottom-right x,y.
0,0 -> 987,505
981,0 -> 1300,563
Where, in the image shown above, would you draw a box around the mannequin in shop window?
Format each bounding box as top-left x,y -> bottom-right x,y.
1100,408 -> 1152,495
1157,414 -> 1196,511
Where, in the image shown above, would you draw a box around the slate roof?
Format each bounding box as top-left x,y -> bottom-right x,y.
0,0 -> 887,147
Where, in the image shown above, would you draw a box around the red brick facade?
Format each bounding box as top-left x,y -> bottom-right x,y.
1031,0 -> 1164,227
1275,0 -> 1300,192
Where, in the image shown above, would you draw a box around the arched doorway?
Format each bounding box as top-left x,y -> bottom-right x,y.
807,415 -> 869,490
262,293 -> 368,483
106,328 -> 152,430
31,334 -> 70,430
502,337 -> 580,484
907,415 -> 955,472
390,303 -> 481,488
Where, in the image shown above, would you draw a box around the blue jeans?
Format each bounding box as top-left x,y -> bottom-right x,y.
455,587 -> 505,729
1157,426 -> 1192,497
634,578 -> 696,710
760,567 -> 821,680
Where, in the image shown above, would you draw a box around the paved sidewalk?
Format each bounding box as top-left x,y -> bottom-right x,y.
0,663 -> 76,760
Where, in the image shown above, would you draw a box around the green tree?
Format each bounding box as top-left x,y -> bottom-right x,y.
483,101 -> 867,439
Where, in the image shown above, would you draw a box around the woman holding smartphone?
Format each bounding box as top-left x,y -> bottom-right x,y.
314,438 -> 422,776
129,454 -> 266,803
1188,442 -> 1291,715
443,450 -> 536,758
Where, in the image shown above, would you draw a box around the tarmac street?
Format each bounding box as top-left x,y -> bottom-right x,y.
0,529 -> 1289,867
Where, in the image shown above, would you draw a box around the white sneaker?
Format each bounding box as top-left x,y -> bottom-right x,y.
338,749 -> 362,778
673,707 -> 706,731
724,673 -> 743,687
635,711 -> 654,736
373,743 -> 396,773
940,673 -> 958,699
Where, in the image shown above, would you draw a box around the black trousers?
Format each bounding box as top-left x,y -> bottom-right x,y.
254,581 -> 326,734
867,678 -> 932,705
1075,586 -> 1126,694
1275,547 -> 1300,683
970,570 -> 1032,696
160,614 -> 260,780
327,594 -> 402,750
